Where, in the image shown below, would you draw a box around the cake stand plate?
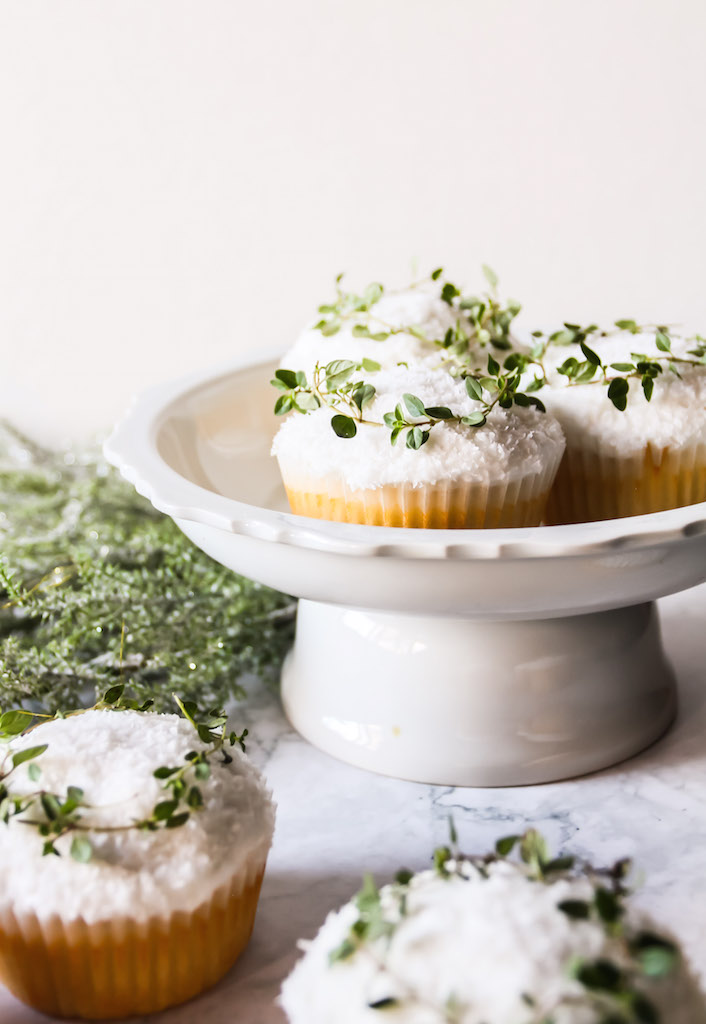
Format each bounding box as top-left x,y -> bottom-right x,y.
105,354 -> 706,786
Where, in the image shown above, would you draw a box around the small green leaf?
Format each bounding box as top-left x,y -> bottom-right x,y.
615,318 -> 639,333
187,786 -> 203,809
461,412 -> 487,427
431,267 -> 443,280
352,324 -> 370,338
273,368 -> 299,390
610,362 -> 636,372
558,899 -> 591,919
12,744 -> 48,769
579,341 -> 601,366
329,938 -> 356,964
403,393 -> 426,418
325,359 -> 356,389
153,799 -> 179,821
495,835 -> 520,856
165,812 -> 190,829
368,997 -> 400,1010
465,378 -> 483,401
395,868 -> 413,885
154,765 -> 179,779
607,377 -> 629,411
320,322 -> 341,337
331,415 -> 357,439
274,395 -> 293,416
27,762 -> 41,782
361,358 -> 381,372
70,835 -> 93,863
405,427 -> 426,449
195,761 -> 210,781
441,282 -> 460,304
642,375 -> 654,401
294,392 -> 320,412
424,406 -> 453,419
655,330 -> 671,352
482,264 -> 498,288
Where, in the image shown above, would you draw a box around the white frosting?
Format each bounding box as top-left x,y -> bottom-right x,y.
272,364 -> 565,490
280,861 -> 706,1024
0,710 -> 275,923
279,289 -> 462,375
539,334 -> 706,455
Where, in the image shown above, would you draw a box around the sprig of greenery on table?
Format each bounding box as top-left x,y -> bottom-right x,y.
329,825 -> 679,1024
0,686 -> 247,862
0,423 -> 295,713
272,355 -> 545,451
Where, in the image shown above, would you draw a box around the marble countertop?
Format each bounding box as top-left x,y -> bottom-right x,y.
2,583 -> 706,1024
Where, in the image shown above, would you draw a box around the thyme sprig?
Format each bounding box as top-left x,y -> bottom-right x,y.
0,687 -> 246,862
328,826 -> 678,1024
524,321 -> 706,411
272,355 -> 545,451
311,266 -> 522,362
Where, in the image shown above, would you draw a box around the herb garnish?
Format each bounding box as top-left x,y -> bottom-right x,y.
311,266 -> 522,362
519,322 -> 706,410
0,687 -> 246,862
327,825 -> 679,1024
272,355 -> 545,450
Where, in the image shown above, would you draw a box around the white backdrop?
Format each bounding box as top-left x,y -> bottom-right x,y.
1,0 -> 705,444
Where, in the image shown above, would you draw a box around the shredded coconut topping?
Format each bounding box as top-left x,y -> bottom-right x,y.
272,364 -> 565,490
0,710 -> 275,923
280,863 -> 705,1024
540,334 -> 706,455
279,289 -> 462,375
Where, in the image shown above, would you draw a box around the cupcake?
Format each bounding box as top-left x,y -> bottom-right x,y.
281,830 -> 705,1024
538,333 -> 706,524
271,364 -> 565,528
0,704 -> 275,1019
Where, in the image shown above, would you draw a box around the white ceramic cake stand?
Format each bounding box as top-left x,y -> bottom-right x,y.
104,353 -> 706,786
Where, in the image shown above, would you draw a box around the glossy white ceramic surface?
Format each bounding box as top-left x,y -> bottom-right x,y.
104,355 -> 706,784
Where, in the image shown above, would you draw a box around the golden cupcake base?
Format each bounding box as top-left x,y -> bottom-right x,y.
285,478 -> 552,529
0,864 -> 265,1020
545,443 -> 706,524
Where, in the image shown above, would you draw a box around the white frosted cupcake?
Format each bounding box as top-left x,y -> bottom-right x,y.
280,287 -> 464,377
539,333 -> 706,523
0,705 -> 275,1019
272,364 -> 565,528
281,832 -> 705,1024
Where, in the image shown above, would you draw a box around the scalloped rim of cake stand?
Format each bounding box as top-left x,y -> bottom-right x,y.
104,351 -> 706,561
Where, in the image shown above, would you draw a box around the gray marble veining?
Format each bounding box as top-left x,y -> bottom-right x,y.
2,584 -> 705,1024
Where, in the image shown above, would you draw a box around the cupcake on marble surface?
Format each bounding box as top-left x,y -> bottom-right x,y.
280,830 -> 706,1024
271,363 -> 565,528
536,331 -> 706,524
0,699 -> 275,1019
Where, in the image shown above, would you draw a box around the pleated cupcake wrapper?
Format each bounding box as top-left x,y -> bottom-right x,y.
0,853 -> 267,1020
545,439 -> 706,525
279,456 -> 561,529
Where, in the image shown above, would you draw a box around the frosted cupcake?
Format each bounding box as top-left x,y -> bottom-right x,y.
281,831 -> 705,1024
538,333 -> 706,523
0,703 -> 275,1019
271,364 -> 565,528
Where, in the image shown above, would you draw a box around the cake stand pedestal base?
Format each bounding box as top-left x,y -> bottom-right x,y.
281,599 -> 677,786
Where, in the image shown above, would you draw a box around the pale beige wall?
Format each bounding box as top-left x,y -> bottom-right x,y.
1,0 -> 705,443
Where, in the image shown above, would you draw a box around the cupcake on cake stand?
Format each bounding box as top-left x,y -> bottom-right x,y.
105,352 -> 706,786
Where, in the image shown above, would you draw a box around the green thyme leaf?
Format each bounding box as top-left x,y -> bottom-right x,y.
70,835 -> 93,863
481,264 -> 498,288
403,393 -> 426,418
11,744 -> 48,769
331,414 -> 357,439
607,377 -> 629,411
